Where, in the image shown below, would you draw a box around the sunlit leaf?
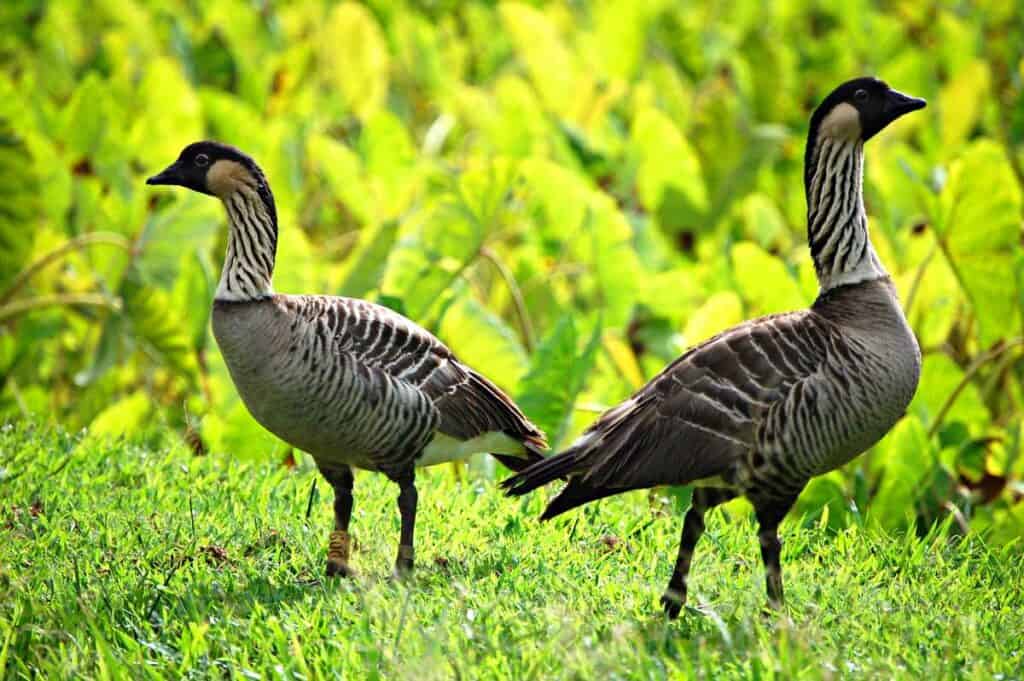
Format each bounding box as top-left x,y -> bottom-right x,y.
682,291 -> 743,347
87,392 -> 153,441
909,354 -> 989,431
939,59 -> 989,152
516,315 -> 602,448
440,295 -> 528,393
632,107 -> 708,230
499,2 -> 579,116
319,2 -> 390,120
868,417 -> 934,531
339,218 -> 400,298
0,119 -> 39,291
936,141 -> 1022,347
731,242 -> 806,314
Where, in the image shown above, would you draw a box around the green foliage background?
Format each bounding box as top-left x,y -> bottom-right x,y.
2,1 -> 1023,539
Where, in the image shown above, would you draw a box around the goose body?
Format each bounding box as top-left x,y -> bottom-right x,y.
147,143 -> 544,577
504,77 -> 925,616
212,295 -> 540,476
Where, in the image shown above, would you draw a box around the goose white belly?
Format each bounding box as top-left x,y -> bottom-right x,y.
417,431 -> 525,467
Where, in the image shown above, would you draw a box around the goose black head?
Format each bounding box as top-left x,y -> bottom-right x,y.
146,141 -> 276,222
146,141 -> 263,197
809,77 -> 926,145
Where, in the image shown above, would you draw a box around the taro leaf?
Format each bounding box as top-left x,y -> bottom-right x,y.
682,291 -> 743,347
383,163 -> 513,320
171,249 -> 215,353
909,352 -> 989,433
499,2 -> 578,115
121,272 -> 198,383
439,295 -> 528,394
516,315 -> 602,449
0,119 -> 38,291
795,472 -> 851,532
74,312 -> 126,387
731,241 -> 806,315
318,2 -> 390,120
632,107 -> 708,233
339,218 -> 400,298
87,392 -> 153,442
308,133 -> 373,225
939,59 -> 990,152
136,195 -> 220,289
868,417 -> 935,532
935,141 -> 1022,347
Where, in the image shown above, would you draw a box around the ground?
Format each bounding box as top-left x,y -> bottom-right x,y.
1,425 -> 1021,679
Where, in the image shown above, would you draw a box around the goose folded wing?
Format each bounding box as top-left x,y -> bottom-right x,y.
331,298 -> 544,447
579,313 -> 830,490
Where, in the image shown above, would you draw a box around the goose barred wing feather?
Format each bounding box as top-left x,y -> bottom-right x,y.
505,312 -> 837,506
583,312 -> 837,488
306,295 -> 545,449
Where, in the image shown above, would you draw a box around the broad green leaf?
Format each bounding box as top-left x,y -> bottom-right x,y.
738,193 -> 791,252
439,296 -> 528,393
516,315 -> 602,448
499,2 -> 579,115
136,195 -> 220,289
319,2 -> 390,120
632,107 -> 708,229
121,273 -> 197,382
731,242 -> 806,314
909,354 -> 989,431
939,59 -> 989,152
0,120 -> 39,291
602,331 -> 645,390
868,417 -> 934,531
936,141 -> 1022,347
795,472 -> 851,531
129,57 -> 203,164
308,133 -> 373,224
383,162 -> 514,319
171,249 -> 215,352
682,291 -> 743,347
87,392 -> 153,441
339,218 -> 401,298
60,73 -> 112,161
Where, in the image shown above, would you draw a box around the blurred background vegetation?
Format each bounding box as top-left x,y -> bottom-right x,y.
1,0 -> 1022,541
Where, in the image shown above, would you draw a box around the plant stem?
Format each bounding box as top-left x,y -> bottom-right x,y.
927,337 -> 1024,439
478,245 -> 536,352
0,294 -> 123,324
0,233 -> 132,306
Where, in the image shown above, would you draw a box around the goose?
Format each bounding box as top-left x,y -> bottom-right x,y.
503,77 -> 925,617
146,143 -> 546,577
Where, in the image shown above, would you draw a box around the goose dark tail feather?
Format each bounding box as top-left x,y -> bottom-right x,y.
491,440 -> 546,473
501,447 -> 580,497
539,480 -> 620,521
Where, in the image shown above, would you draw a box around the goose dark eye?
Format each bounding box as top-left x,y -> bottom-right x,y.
853,89 -> 868,103
195,153 -> 210,167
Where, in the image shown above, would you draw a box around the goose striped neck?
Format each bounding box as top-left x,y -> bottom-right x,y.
213,162 -> 278,302
805,135 -> 886,292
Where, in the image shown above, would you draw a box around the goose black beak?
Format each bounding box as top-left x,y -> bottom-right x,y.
884,89 -> 927,120
146,162 -> 184,186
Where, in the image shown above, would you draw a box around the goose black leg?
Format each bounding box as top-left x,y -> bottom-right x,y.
394,472 -> 418,577
753,495 -> 798,610
320,464 -> 355,578
661,487 -> 736,618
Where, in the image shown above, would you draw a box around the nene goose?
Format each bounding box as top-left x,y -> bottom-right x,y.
504,77 -> 925,617
147,143 -> 545,577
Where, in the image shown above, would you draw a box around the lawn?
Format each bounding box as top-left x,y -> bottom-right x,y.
2,425 -> 1021,680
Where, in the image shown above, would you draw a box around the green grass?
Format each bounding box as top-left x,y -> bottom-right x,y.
2,425 -> 1022,680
